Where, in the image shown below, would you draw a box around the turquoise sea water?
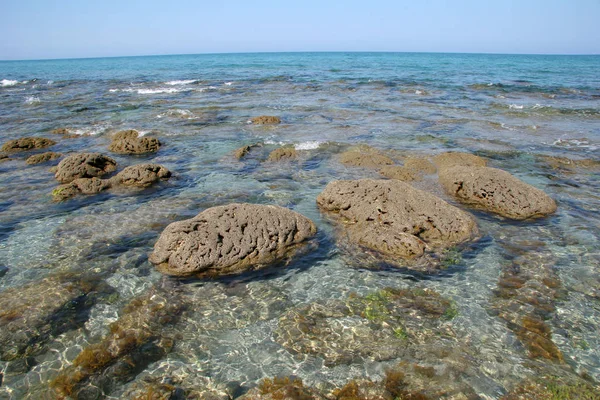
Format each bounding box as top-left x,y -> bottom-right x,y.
0,52 -> 599,398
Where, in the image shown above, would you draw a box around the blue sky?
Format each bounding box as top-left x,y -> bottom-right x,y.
2,0 -> 599,60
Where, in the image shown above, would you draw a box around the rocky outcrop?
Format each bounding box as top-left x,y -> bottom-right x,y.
438,166 -> 557,219
251,116 -> 281,124
55,153 -> 117,183
1,137 -> 56,153
0,154 -> 10,163
25,151 -> 63,165
113,163 -> 171,187
52,177 -> 113,201
316,179 -> 478,270
404,156 -> 437,174
108,130 -> 161,154
267,147 -> 297,162
149,203 -> 317,277
339,148 -> 394,169
433,152 -> 486,170
378,165 -> 418,181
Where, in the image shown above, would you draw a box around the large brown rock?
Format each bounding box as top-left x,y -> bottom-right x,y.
52,177 -> 113,201
26,151 -> 63,165
1,137 -> 56,153
112,163 -> 171,187
339,149 -> 394,169
316,179 -> 478,268
149,203 -> 317,277
438,166 -> 557,220
267,147 -> 297,162
108,130 -> 161,154
378,165 -> 418,181
55,153 -> 117,183
251,116 -> 281,124
433,152 -> 486,170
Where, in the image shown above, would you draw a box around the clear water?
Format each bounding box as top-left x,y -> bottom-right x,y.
0,52 -> 599,399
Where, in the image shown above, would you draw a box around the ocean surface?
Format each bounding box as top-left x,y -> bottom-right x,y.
0,52 -> 599,399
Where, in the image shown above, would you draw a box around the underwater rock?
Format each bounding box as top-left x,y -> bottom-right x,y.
339,147 -> 395,169
0,274 -> 96,361
112,163 -> 171,187
52,177 -> 113,201
108,129 -> 161,154
25,151 -> 63,165
316,179 -> 478,270
251,116 -> 281,124
240,377 -> 326,400
121,375 -> 231,400
378,165 -> 419,181
149,203 -> 316,277
51,284 -> 184,399
0,265 -> 8,278
438,166 -> 557,219
501,374 -> 600,400
537,154 -> 600,173
433,151 -> 486,170
275,287 -> 457,366
55,152 -> 117,183
267,147 -> 297,162
234,144 -> 253,160
1,137 -> 56,153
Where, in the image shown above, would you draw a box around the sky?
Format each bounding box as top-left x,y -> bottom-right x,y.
1,0 -> 599,60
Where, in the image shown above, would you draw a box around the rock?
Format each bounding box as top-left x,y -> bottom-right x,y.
234,145 -> 253,160
404,156 -> 437,174
55,153 -> 117,183
1,137 -> 56,153
378,165 -> 419,181
149,203 -> 317,277
339,148 -> 395,169
25,151 -> 63,165
108,130 -> 161,154
251,116 -> 281,124
267,147 -> 297,162
537,155 -> 600,172
240,377 -> 326,400
0,154 -> 9,163
112,163 -> 171,187
433,152 -> 486,170
316,179 -> 478,269
51,128 -> 70,135
0,265 -> 7,278
438,166 -> 557,219
52,177 -> 113,201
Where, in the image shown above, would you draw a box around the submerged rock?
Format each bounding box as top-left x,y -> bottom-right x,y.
316,179 -> 478,270
112,163 -> 171,187
267,147 -> 297,162
25,151 -> 63,165
149,203 -> 317,277
433,151 -> 486,170
55,153 -> 117,183
240,377 -> 326,400
339,147 -> 395,169
0,153 -> 10,163
1,137 -> 56,153
438,166 -> 557,219
537,154 -> 600,172
251,116 -> 281,124
108,130 -> 161,154
52,177 -> 113,201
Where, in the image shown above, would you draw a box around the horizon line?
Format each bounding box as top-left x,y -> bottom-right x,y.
1,50 -> 599,63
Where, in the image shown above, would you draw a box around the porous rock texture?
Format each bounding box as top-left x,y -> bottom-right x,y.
438,166 -> 557,220
267,147 -> 297,162
113,163 -> 171,187
339,148 -> 394,169
54,153 -> 117,183
149,203 -> 317,277
52,177 -> 113,201
25,151 -> 63,165
404,156 -> 437,174
316,179 -> 478,268
108,129 -> 161,154
433,152 -> 486,170
1,137 -> 56,153
378,165 -> 419,181
251,116 -> 281,124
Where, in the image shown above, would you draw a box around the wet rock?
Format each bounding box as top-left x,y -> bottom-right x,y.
316,179 -> 478,270
267,147 -> 297,162
108,130 -> 161,154
240,377 -> 326,400
251,116 -> 281,124
1,137 -> 56,153
275,288 -> 457,366
52,177 -> 113,201
25,151 -> 63,165
537,154 -> 600,173
378,165 -> 419,181
0,153 -> 10,162
438,166 -> 557,219
404,156 -> 437,174
149,203 -> 317,277
51,285 -> 184,399
339,147 -> 395,169
51,128 -> 70,135
0,265 -> 7,278
0,274 -> 97,361
55,153 -> 117,183
121,375 -> 230,400
234,145 -> 253,160
433,152 -> 486,170
501,375 -> 600,400
333,379 -> 393,400
112,163 -> 171,187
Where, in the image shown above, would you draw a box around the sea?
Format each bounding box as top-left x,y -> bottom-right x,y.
0,52 -> 599,398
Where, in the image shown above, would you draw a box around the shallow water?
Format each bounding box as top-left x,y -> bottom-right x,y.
0,52 -> 599,399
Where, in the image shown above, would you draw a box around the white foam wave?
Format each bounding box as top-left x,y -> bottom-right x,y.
295,141 -> 322,150
552,138 -> 593,148
109,87 -> 192,94
224,82 -> 233,86
157,109 -> 197,119
508,104 -> 524,110
71,124 -> 110,136
165,79 -> 197,85
24,96 -> 40,105
1,79 -> 19,87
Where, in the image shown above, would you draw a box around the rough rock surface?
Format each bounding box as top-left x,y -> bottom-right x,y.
433,152 -> 486,170
438,166 -> 557,219
404,156 -> 437,174
316,179 -> 478,268
339,149 -> 394,169
108,130 -> 161,154
239,377 -> 326,400
55,153 -> 117,183
1,137 -> 56,153
52,177 -> 113,201
378,165 -> 419,181
251,116 -> 281,124
25,151 -> 63,165
112,163 -> 171,187
267,147 -> 297,162
149,203 -> 317,277
234,145 -> 252,160
0,154 -> 10,163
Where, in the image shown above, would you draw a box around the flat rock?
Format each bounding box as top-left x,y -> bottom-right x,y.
1,137 -> 56,153
378,165 -> 419,181
112,163 -> 171,187
52,177 -> 113,201
316,179 -> 478,269
433,152 -> 486,170
26,151 -> 63,165
404,156 -> 437,174
251,116 -> 281,124
438,166 -> 557,219
267,147 -> 297,162
55,153 -> 117,183
339,149 -> 394,169
149,203 -> 317,277
108,130 -> 161,154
